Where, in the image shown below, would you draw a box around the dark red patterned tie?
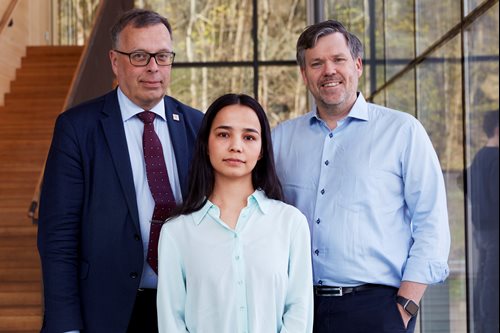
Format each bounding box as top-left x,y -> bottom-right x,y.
137,111 -> 176,274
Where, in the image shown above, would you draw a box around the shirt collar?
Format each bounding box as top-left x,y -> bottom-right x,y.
117,87 -> 166,122
309,92 -> 369,126
191,189 -> 269,226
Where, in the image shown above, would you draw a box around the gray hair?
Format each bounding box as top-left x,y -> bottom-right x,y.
111,8 -> 173,49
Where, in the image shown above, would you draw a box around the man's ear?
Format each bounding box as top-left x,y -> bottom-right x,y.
300,67 -> 308,85
109,50 -> 119,76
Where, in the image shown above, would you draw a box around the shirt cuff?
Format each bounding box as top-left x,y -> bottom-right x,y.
402,258 -> 450,284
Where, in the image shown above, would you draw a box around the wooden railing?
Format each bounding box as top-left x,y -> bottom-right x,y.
27,0 -> 134,223
0,0 -> 18,35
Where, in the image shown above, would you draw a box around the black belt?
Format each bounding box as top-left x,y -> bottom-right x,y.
314,284 -> 393,297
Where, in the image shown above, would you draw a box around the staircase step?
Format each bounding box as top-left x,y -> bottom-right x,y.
0,247 -> 39,261
0,314 -> 42,331
11,79 -> 73,89
0,268 -> 41,283
0,292 -> 41,307
0,235 -> 37,247
2,98 -> 65,109
5,90 -> 69,99
0,306 -> 41,316
0,226 -> 37,237
26,45 -> 83,56
0,45 -> 83,329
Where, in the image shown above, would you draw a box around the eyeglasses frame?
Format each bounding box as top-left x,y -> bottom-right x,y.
113,49 -> 176,67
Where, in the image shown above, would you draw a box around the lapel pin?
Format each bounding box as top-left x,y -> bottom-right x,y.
172,114 -> 180,121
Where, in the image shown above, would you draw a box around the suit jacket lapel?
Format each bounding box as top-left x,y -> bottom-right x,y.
164,96 -> 190,198
100,90 -> 141,232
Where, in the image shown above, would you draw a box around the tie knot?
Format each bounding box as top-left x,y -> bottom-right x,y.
137,111 -> 156,124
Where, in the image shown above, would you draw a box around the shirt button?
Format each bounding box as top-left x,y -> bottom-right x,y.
324,160 -> 329,166
235,255 -> 240,260
329,133 -> 333,138
318,280 -> 323,285
314,249 -> 319,255
129,272 -> 138,279
320,189 -> 325,195
316,218 -> 321,224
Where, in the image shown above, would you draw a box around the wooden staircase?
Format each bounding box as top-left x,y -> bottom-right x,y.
0,45 -> 82,332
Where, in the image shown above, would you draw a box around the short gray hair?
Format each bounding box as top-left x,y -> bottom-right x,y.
111,8 -> 173,49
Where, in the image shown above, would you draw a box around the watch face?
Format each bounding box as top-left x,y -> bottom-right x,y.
406,300 -> 419,316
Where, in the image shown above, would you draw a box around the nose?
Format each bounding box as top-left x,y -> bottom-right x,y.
146,56 -> 159,71
229,137 -> 242,152
324,60 -> 337,75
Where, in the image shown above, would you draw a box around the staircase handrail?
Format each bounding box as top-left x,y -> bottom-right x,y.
0,0 -> 18,36
28,0 -> 134,223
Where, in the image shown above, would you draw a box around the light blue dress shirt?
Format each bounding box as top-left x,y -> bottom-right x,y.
272,93 -> 450,288
118,88 -> 183,289
157,190 -> 313,333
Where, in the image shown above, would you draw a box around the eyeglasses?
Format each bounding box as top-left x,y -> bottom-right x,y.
113,50 -> 176,67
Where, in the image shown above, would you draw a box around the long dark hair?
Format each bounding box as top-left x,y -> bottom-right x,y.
171,93 -> 283,219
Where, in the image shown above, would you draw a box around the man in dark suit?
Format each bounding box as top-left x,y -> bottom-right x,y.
37,9 -> 203,333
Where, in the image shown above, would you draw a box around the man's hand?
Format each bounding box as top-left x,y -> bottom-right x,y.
396,303 -> 412,328
397,281 -> 427,328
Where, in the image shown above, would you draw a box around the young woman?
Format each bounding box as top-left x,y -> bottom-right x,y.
157,93 -> 313,333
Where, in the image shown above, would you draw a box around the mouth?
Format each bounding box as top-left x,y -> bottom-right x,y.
223,158 -> 245,165
321,81 -> 341,88
141,80 -> 163,87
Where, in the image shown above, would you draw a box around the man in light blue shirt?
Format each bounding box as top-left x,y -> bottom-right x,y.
272,20 -> 450,333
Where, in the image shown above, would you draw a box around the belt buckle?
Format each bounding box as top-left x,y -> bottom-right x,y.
319,286 -> 343,296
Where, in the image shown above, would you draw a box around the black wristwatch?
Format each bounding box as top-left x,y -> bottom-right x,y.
396,295 -> 419,317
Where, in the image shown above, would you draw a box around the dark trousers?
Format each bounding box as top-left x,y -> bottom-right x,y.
473,233 -> 499,333
313,285 -> 417,333
127,288 -> 158,333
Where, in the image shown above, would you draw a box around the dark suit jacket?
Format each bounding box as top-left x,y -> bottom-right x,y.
37,89 -> 203,332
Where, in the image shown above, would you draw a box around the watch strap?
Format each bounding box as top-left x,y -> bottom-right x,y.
396,295 -> 419,317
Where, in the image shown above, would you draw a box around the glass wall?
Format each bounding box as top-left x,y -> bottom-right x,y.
464,2 -> 499,333
137,0 -> 307,127
323,1 -> 499,332
52,0 -> 100,45
52,0 -> 498,330
135,1 -> 497,331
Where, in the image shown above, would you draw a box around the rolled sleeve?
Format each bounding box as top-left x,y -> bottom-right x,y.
402,120 -> 451,285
